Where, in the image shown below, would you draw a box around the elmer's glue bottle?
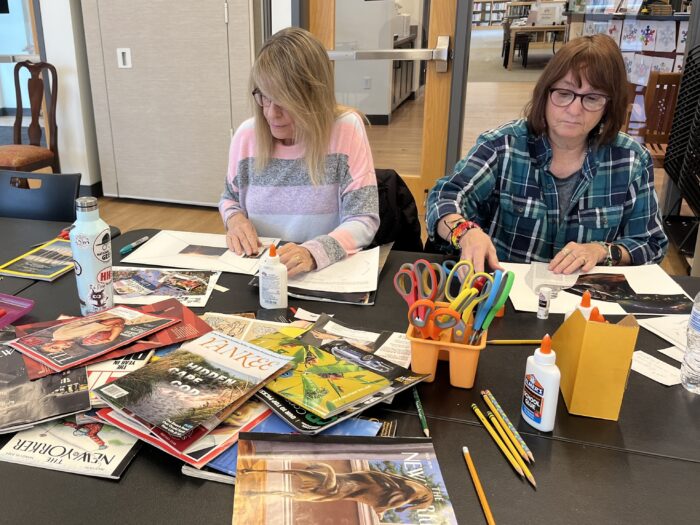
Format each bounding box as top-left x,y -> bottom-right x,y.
564,290 -> 593,320
521,334 -> 560,432
259,244 -> 288,309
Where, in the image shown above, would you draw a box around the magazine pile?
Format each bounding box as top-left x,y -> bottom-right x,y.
92,331 -> 294,467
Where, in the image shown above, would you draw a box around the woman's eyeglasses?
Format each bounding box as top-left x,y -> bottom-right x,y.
252,89 -> 273,108
548,88 -> 609,112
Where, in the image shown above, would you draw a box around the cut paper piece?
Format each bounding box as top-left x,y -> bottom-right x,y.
677,21 -> 689,53
288,247 -> 379,293
651,56 -> 675,74
502,263 -> 691,315
631,351 -> 681,386
654,21 -> 676,52
607,19 -> 623,45
122,230 -> 279,275
658,346 -> 685,364
620,20 -> 643,52
637,315 -> 688,351
622,52 -> 635,79
674,54 -> 684,73
630,53 -> 653,86
639,21 -> 658,51
584,20 -> 609,36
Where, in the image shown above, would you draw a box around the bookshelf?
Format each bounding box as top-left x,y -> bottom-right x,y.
472,1 -> 508,28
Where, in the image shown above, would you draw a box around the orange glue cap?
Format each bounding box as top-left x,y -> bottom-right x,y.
540,334 -> 552,354
589,307 -> 607,323
268,244 -> 277,257
581,290 -> 591,308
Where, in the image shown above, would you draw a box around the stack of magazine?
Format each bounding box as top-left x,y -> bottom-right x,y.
251,315 -> 428,434
92,332 -> 294,467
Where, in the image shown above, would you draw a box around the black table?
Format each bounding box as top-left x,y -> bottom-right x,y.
0,217 -> 121,296
2,227 -> 700,524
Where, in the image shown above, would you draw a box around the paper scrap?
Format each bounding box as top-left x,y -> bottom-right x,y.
657,346 -> 685,364
375,332 -> 412,369
293,308 -> 332,322
288,247 -> 380,293
631,351 -> 681,386
212,284 -> 229,293
638,316 -> 688,352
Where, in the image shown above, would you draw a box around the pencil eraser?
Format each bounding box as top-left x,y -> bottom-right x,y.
0,308 -> 6,317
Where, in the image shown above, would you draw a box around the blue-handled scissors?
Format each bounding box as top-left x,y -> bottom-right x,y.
469,270 -> 514,344
472,269 -> 504,334
408,299 -> 462,340
449,282 -> 494,343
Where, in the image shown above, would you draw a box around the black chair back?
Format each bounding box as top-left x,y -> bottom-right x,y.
0,170 -> 81,222
370,168 -> 423,252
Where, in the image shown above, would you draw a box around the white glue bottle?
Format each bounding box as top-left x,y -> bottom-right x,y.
564,290 -> 593,321
70,197 -> 113,315
259,244 -> 288,309
521,334 -> 560,432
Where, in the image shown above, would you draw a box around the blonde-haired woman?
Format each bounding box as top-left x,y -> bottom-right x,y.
219,27 -> 379,276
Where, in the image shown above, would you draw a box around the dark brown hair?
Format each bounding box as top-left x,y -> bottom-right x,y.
525,34 -> 628,146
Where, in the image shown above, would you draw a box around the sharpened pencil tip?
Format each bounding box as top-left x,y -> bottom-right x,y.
527,475 -> 538,489
423,429 -> 430,437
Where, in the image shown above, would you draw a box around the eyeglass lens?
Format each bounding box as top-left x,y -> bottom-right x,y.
550,89 -> 607,111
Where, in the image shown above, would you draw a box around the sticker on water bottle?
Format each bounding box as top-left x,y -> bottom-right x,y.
88,283 -> 110,310
93,229 -> 111,262
96,268 -> 113,285
73,260 -> 82,276
74,235 -> 90,249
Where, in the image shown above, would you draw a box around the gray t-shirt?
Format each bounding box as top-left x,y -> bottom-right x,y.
552,170 -> 582,223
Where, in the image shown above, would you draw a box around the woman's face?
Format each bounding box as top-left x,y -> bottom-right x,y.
545,71 -> 607,146
260,90 -> 296,145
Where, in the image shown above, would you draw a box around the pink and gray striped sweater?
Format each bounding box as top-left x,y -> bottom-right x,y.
219,112 -> 379,270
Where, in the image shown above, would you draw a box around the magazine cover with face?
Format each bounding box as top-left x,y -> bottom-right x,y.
232,434 -> 457,525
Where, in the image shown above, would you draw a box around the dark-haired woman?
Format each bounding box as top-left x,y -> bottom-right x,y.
426,34 -> 667,274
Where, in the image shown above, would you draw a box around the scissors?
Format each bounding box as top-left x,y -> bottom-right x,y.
449,280 -> 494,343
469,270 -> 515,344
408,299 -> 461,340
395,259 -> 442,311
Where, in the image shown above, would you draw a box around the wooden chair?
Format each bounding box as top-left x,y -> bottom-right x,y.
624,72 -> 682,168
0,61 -> 60,174
0,170 -> 80,222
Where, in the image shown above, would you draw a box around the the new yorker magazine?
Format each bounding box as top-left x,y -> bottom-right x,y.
232,434 -> 458,525
0,417 -> 140,479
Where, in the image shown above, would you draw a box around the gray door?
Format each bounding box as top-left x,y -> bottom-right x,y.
85,0 -> 252,205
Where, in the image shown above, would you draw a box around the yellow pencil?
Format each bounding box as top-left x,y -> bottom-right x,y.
481,391 -> 530,464
486,339 -> 541,345
470,403 -> 524,478
462,446 -> 496,525
483,390 -> 535,463
487,410 -> 537,489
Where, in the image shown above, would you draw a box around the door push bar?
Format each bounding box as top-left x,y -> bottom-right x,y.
327,35 -> 451,73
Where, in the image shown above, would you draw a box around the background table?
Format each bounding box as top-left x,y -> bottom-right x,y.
2,227 -> 699,524
506,24 -> 566,70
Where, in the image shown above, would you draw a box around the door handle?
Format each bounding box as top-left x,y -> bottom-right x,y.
327,35 -> 450,73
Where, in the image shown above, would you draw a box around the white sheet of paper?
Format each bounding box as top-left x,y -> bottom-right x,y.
293,307 -> 330,322
525,262 -> 578,292
503,263 -> 689,315
631,351 -> 681,386
288,247 -> 379,293
658,346 -> 685,364
122,230 -> 279,275
375,332 -> 412,369
637,315 -> 688,351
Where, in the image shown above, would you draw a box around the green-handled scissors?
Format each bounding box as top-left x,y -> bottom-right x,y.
469,270 -> 515,344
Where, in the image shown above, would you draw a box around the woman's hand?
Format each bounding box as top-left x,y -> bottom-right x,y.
549,242 -> 607,274
277,244 -> 316,277
458,228 -> 504,273
226,214 -> 261,256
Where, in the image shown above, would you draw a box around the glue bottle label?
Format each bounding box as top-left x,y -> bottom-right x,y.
522,374 -> 544,424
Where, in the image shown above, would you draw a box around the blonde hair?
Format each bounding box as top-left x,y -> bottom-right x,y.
251,27 -> 351,184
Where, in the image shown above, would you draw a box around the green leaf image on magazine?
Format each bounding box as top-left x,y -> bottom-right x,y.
250,332 -> 390,419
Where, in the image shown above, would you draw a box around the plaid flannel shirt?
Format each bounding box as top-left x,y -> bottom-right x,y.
427,120 -> 668,264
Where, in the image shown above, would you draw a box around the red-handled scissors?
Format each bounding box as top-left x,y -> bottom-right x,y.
408,299 -> 461,340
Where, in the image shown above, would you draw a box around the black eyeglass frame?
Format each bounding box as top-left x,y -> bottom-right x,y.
548,88 -> 610,112
251,89 -> 272,108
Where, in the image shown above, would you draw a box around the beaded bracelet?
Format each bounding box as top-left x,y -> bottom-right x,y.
450,220 -> 481,249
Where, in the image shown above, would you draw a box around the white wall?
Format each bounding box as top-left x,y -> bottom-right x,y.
270,0 -> 291,33
334,0 -> 393,116
39,0 -> 100,187
0,0 -> 33,112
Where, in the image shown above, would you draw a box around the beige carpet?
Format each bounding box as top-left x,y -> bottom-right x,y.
467,28 -> 554,83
